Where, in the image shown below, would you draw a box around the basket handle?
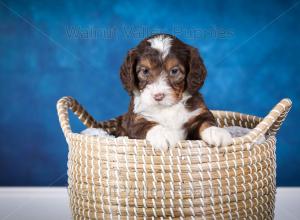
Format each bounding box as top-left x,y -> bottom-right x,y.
232,98 -> 292,145
56,96 -> 98,137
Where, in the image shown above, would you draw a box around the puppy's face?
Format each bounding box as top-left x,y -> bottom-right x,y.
135,53 -> 186,107
120,34 -> 207,107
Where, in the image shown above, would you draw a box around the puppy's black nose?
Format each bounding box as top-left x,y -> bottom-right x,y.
153,93 -> 165,101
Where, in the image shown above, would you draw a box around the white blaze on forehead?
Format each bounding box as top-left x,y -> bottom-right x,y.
147,35 -> 172,59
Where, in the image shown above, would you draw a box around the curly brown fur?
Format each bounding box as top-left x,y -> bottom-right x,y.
97,34 -> 232,149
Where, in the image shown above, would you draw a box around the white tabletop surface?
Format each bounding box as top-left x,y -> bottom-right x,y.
0,187 -> 299,220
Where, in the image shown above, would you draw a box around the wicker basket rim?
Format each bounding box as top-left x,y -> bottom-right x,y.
61,110 -> 261,144
57,97 -> 292,148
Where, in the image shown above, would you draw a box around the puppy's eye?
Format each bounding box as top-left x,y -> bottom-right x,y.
141,68 -> 149,75
170,67 -> 179,75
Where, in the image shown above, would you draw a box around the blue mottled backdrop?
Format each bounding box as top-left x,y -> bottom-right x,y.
0,0 -> 299,186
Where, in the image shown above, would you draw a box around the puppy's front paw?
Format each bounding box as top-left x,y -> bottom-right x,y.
200,126 -> 233,147
146,125 -> 182,151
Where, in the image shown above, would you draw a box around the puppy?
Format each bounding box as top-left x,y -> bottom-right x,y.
92,34 -> 232,150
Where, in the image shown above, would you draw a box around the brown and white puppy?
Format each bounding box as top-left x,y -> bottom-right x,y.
86,34 -> 232,150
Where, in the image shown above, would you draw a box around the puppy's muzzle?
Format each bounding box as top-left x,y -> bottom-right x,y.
153,93 -> 165,101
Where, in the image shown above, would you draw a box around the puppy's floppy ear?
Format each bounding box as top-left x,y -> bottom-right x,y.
186,47 -> 207,95
120,48 -> 138,95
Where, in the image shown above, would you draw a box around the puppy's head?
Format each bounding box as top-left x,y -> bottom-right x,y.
120,34 -> 206,107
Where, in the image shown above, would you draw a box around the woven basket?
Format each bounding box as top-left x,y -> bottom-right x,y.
57,96 -> 292,220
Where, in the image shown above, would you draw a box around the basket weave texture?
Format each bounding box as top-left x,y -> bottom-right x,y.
57,97 -> 292,220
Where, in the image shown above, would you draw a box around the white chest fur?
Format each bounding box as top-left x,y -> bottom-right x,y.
133,95 -> 201,139
134,95 -> 200,150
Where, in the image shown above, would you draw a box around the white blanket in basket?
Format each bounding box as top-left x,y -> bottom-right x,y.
81,126 -> 265,144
